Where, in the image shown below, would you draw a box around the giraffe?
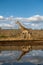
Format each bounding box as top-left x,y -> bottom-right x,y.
16,21 -> 32,40
16,21 -> 33,60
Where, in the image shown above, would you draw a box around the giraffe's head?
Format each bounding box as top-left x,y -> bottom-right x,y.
15,21 -> 20,24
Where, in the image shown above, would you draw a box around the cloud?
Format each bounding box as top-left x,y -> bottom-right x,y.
21,15 -> 43,22
0,15 -> 43,29
13,15 -> 43,22
0,15 -> 43,22
3,24 -> 12,27
0,16 -> 4,19
31,23 -> 38,27
0,23 -> 13,28
6,16 -> 15,21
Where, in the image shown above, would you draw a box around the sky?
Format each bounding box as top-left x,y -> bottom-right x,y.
0,0 -> 43,29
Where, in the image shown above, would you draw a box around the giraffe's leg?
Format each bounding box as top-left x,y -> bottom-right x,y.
17,51 -> 29,61
17,45 -> 32,61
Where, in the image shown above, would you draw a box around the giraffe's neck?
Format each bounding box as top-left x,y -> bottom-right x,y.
17,22 -> 27,31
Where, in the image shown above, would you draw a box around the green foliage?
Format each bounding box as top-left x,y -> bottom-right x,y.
0,35 -> 7,38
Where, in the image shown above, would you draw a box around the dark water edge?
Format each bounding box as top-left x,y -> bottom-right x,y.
2,62 -> 35,65
2,62 -> 43,65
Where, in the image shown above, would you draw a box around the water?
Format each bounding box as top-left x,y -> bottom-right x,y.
0,50 -> 43,65
2,62 -> 35,65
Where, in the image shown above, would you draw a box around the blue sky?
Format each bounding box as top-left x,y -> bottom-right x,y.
0,0 -> 43,29
0,0 -> 43,17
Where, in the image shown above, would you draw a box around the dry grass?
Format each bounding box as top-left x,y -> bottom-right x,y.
0,29 -> 43,40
